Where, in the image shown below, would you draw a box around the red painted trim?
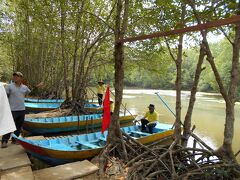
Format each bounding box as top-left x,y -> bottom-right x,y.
18,140 -> 48,156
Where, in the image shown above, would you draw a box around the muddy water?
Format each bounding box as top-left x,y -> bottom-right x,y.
121,89 -> 240,162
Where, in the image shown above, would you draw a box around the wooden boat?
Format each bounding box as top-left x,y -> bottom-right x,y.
13,122 -> 173,165
25,102 -> 62,113
83,103 -> 103,113
25,98 -> 65,103
25,102 -> 102,113
25,98 -> 98,104
84,99 -> 99,104
23,113 -> 137,134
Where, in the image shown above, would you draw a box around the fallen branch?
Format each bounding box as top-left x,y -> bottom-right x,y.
235,149 -> 240,157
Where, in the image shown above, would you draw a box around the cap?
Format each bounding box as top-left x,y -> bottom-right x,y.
148,104 -> 155,108
13,72 -> 23,77
110,98 -> 114,102
98,80 -> 104,84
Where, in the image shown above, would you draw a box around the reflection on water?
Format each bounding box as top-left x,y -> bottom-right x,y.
122,88 -> 240,162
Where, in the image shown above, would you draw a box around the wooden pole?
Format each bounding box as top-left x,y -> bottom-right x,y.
119,15 -> 240,43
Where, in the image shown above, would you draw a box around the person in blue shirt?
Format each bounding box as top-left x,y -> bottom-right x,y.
1,72 -> 31,148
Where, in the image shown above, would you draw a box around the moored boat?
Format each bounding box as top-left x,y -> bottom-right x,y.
23,113 -> 137,134
25,102 -> 102,113
14,122 -> 173,165
25,98 -> 65,103
83,103 -> 103,113
25,98 -> 99,104
25,102 -> 62,113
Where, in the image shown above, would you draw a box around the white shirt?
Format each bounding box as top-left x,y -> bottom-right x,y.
0,83 -> 16,135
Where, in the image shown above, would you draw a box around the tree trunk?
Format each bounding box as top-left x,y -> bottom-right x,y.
107,0 -> 129,148
174,3 -> 186,143
99,0 -> 129,173
108,0 -> 126,141
182,42 -> 206,147
188,0 -> 239,162
60,1 -> 69,101
72,1 -> 84,99
219,23 -> 240,162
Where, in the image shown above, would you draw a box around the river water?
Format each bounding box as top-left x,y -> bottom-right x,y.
121,89 -> 240,162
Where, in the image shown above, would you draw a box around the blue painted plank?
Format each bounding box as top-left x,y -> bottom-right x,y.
76,141 -> 101,149
131,131 -> 150,136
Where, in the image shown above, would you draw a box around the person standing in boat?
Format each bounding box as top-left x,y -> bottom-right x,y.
97,80 -> 105,106
1,72 -> 31,148
141,104 -> 158,134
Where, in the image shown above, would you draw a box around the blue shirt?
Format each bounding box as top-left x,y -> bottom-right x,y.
5,83 -> 31,111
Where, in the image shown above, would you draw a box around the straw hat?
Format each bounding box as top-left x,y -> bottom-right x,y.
98,80 -> 104,84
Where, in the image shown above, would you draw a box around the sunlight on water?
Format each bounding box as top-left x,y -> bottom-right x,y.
187,135 -> 217,150
122,95 -> 136,99
122,88 -> 240,162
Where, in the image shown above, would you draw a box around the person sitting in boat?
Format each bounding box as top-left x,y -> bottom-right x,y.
110,99 -> 114,115
141,104 -> 158,134
97,80 -> 105,106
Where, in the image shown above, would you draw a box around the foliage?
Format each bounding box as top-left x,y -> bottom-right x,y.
0,0 -> 239,98
117,37 -> 234,94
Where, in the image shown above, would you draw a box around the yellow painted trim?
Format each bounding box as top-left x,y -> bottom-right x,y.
38,128 -> 173,160
24,115 -> 137,129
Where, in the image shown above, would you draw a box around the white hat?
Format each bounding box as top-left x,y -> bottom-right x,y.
13,72 -> 23,77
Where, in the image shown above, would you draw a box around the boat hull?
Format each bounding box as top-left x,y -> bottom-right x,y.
23,115 -> 136,134
25,102 -> 61,113
25,98 -> 98,104
15,123 -> 174,165
19,140 -> 102,165
25,102 -> 102,113
25,98 -> 65,103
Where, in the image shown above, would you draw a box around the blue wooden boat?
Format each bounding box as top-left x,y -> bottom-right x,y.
83,103 -> 103,112
25,98 -> 65,103
25,102 -> 102,113
25,98 -> 98,104
25,102 -> 62,113
23,113 -> 137,134
13,122 -> 173,165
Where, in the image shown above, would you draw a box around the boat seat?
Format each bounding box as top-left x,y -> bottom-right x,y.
131,131 -> 150,136
76,141 -> 100,149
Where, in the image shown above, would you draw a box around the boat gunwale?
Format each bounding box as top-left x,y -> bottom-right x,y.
24,114 -> 136,124
16,123 -> 173,153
